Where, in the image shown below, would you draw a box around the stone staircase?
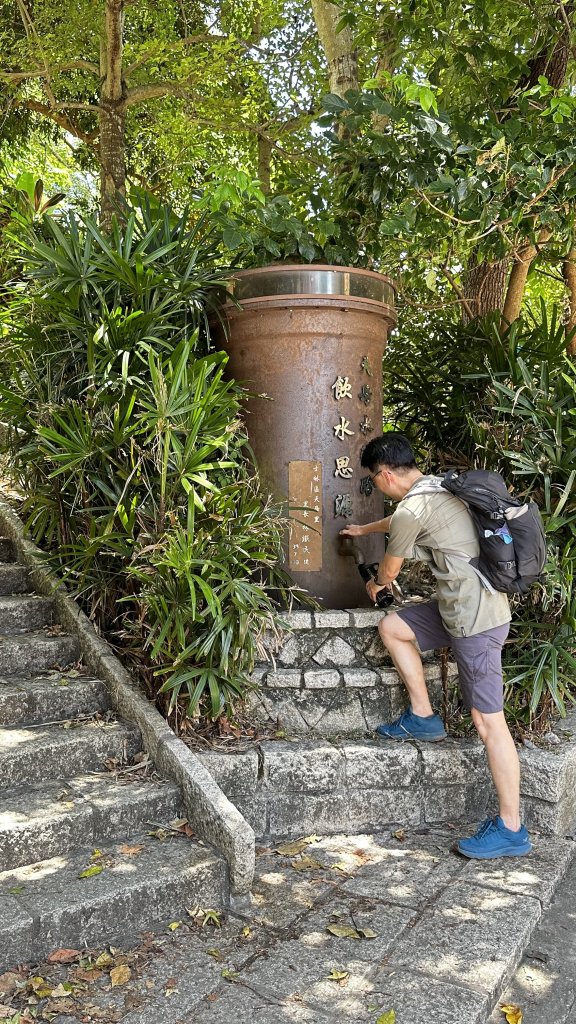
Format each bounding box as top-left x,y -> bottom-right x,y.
2,513 -> 576,1023
0,538 -> 227,972
200,607 -> 576,841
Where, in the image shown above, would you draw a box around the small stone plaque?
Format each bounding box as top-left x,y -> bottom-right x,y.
288,461 -> 322,571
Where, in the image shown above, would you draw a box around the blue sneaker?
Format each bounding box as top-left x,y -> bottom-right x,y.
375,706 -> 447,742
456,816 -> 533,859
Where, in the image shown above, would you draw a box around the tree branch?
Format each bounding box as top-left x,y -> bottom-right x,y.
16,0 -> 58,108
123,34 -> 230,76
20,99 -> 98,145
1,61 -> 100,83
124,81 -> 194,105
441,264 -> 476,321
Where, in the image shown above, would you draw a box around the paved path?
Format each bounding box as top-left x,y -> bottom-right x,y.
3,826 -> 573,1024
490,842 -> 576,1023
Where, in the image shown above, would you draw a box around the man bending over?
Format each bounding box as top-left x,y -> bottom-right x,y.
341,433 -> 532,860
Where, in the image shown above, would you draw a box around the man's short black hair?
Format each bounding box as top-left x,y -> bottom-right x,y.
360,433 -> 417,472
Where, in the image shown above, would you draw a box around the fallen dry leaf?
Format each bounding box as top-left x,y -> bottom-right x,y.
376,1012 -> 396,1024
392,829 -> 405,842
276,835 -> 319,856
29,976 -> 52,998
70,967 -> 104,983
0,972 -> 24,996
110,964 -> 131,987
94,952 -> 114,968
47,948 -> 81,964
119,844 -> 144,856
290,855 -> 323,872
167,921 -> 181,932
50,983 -> 73,997
326,969 -> 349,982
501,1004 -> 523,1024
0,1008 -> 17,1020
326,923 -> 361,940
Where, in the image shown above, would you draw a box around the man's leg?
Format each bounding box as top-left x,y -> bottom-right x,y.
454,626 -> 531,858
378,613 -> 434,718
471,708 -> 521,831
376,608 -> 447,741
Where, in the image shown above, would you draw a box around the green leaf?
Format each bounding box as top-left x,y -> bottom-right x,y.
222,227 -> 243,249
78,865 -> 103,879
322,93 -> 350,113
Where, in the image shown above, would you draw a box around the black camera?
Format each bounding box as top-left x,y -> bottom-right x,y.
357,562 -> 395,608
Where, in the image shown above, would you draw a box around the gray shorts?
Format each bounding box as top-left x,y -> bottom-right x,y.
396,600 -> 510,714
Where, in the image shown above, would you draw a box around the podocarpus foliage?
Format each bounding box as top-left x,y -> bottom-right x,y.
0,204 -> 296,723
384,305 -> 576,734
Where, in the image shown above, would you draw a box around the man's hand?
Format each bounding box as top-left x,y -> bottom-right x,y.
366,580 -> 391,604
339,524 -> 366,537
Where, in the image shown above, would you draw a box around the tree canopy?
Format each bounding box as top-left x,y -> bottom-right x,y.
1,0 -> 575,328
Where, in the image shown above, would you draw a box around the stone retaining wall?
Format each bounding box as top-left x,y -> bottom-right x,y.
197,724 -> 576,840
249,607 -> 457,737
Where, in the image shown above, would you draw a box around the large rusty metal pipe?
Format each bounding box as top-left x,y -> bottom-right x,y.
214,265 -> 397,608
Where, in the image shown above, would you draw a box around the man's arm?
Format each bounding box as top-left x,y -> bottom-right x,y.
376,553 -> 404,586
339,516 -> 392,537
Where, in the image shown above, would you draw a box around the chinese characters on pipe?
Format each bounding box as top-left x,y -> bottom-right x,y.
333,355 -> 375,521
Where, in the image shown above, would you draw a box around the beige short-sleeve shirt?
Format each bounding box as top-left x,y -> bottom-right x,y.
386,476 -> 511,637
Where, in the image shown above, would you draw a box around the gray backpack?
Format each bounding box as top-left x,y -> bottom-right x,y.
440,469 -> 546,595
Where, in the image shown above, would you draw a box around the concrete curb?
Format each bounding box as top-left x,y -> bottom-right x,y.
0,495 -> 255,896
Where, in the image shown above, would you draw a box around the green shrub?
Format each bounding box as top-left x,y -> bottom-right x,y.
0,204 -> 296,723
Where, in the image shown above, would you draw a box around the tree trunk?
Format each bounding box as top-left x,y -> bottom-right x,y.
564,244 -> 576,354
465,4 -> 573,323
371,15 -> 397,133
462,255 -> 510,321
310,0 -> 358,99
500,230 -> 552,330
257,134 -> 272,195
520,1 -> 574,90
100,0 -> 126,231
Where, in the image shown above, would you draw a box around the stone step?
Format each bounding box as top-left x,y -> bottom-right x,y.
0,564 -> 32,596
0,673 -> 109,726
0,832 -> 226,971
0,595 -> 55,632
0,774 -> 183,871
488,839 -> 576,1023
0,629 -> 80,675
248,660 -> 453,738
0,539 -> 17,562
0,720 -> 141,790
198,734 -> 576,840
232,831 -> 574,1024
